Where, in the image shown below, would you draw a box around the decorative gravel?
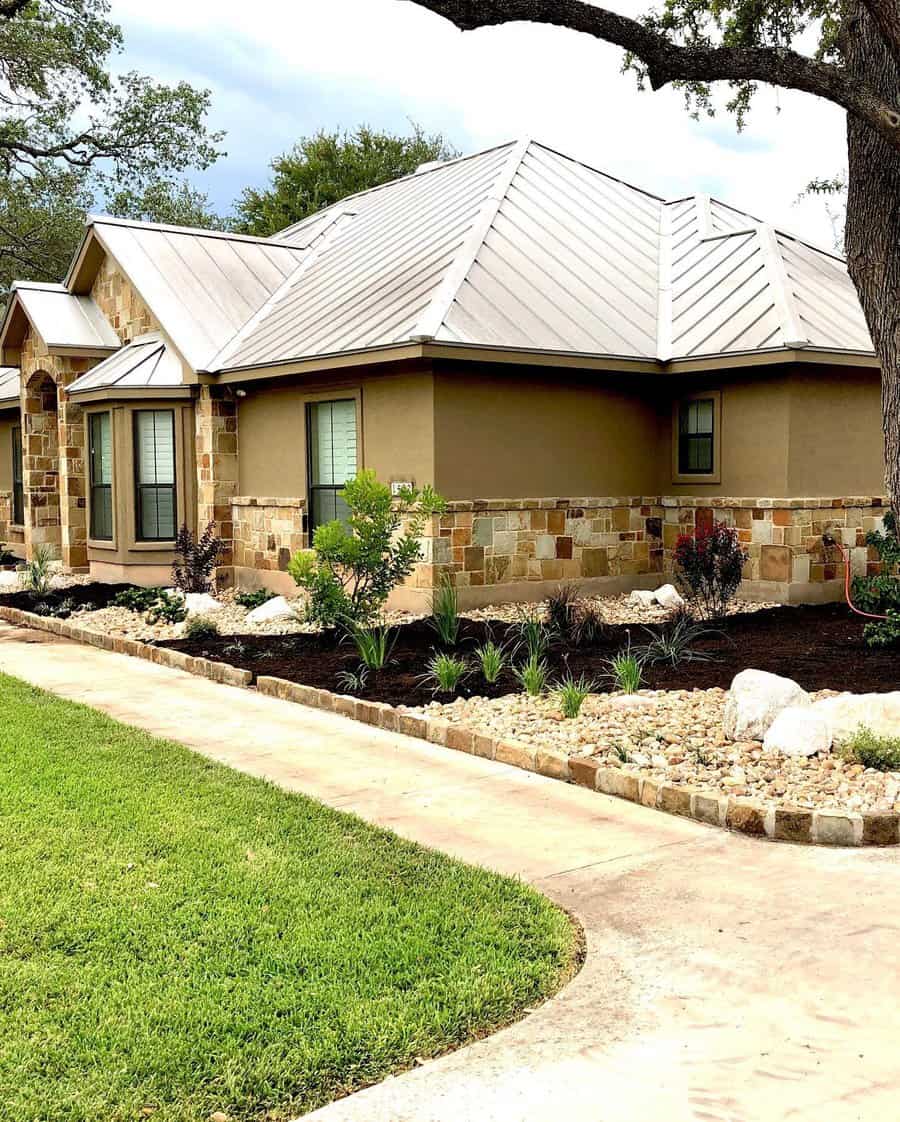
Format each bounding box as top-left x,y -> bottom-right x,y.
412,688 -> 900,814
461,593 -> 776,626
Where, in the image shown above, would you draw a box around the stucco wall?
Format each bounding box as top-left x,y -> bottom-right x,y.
432,365 -> 660,500
237,368 -> 436,497
0,413 -> 13,491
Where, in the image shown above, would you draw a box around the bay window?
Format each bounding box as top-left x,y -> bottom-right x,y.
88,412 -> 113,541
134,410 -> 176,541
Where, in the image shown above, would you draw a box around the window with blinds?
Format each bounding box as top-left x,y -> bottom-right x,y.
678,398 -> 715,475
11,424 -> 23,525
307,400 -> 358,531
133,410 -> 176,541
89,412 -> 113,541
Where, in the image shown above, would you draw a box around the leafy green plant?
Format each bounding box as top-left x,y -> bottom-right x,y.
514,606 -> 551,661
852,512 -> 900,615
633,611 -> 721,667
23,546 -> 53,596
606,643 -> 643,693
422,652 -> 469,695
343,621 -> 397,671
554,672 -> 597,719
112,586 -> 165,613
474,639 -> 505,685
336,665 -> 370,695
172,521 -> 223,594
428,572 -> 460,646
863,609 -> 900,647
846,725 -> 900,771
235,588 -> 276,610
288,470 -> 446,628
184,616 -> 220,641
145,591 -> 187,626
514,652 -> 549,697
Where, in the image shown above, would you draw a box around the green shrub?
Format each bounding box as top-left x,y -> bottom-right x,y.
863,609 -> 900,647
112,586 -> 165,613
606,645 -> 643,693
235,588 -> 276,610
428,573 -> 459,646
422,652 -> 469,695
474,639 -> 505,685
184,616 -> 220,641
288,470 -> 445,628
23,545 -> 53,596
852,512 -> 900,616
146,591 -> 187,626
554,672 -> 597,719
343,621 -> 397,670
847,725 -> 900,771
514,652 -> 549,697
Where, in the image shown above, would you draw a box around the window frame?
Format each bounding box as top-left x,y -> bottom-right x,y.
88,410 -> 114,543
133,408 -> 178,543
10,423 -> 23,526
306,398 -> 359,534
671,390 -> 722,484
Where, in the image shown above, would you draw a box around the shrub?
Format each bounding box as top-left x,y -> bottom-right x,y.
146,591 -> 187,626
545,583 -> 579,640
851,512 -> 900,614
343,621 -> 397,670
113,586 -> 165,613
606,646 -> 643,693
172,521 -> 223,594
633,611 -> 721,667
235,588 -> 276,610
422,652 -> 468,695
554,672 -> 597,719
23,545 -> 53,596
184,616 -> 220,641
474,639 -> 505,685
673,521 -> 746,619
513,652 -> 549,697
288,471 -> 446,628
847,725 -> 900,771
863,609 -> 900,647
428,573 -> 459,646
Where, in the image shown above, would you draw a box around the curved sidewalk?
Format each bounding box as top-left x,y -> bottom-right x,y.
1,621 -> 898,1122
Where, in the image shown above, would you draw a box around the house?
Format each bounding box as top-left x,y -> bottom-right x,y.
0,139 -> 885,607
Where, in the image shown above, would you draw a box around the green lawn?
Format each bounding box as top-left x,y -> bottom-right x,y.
0,674 -> 577,1122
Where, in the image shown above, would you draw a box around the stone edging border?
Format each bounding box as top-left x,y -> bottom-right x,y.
2,603 -> 897,849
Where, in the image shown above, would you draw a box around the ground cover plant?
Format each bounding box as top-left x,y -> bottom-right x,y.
846,725 -> 900,772
0,675 -> 576,1122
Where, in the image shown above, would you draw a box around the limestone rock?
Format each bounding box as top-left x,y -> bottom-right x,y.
654,583 -> 685,609
811,692 -> 900,746
183,592 -> 223,617
246,594 -> 296,625
608,694 -> 656,712
0,571 -> 18,589
723,669 -> 810,742
627,589 -> 657,607
763,706 -> 832,758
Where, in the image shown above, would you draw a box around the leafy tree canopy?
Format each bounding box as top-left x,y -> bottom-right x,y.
233,123 -> 459,237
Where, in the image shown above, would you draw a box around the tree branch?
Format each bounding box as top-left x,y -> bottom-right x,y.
405,0 -> 900,151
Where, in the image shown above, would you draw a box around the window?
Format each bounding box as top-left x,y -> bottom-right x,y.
89,412 -> 113,541
678,398 -> 715,475
134,410 -> 176,541
307,399 -> 358,531
11,424 -> 22,525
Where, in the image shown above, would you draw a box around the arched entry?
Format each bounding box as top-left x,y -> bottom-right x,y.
22,370 -> 61,559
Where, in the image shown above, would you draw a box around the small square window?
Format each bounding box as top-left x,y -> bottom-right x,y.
678,398 -> 715,475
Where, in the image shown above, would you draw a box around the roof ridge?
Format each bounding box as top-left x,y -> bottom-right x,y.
409,138 -> 532,342
755,224 -> 807,348
656,203 -> 674,362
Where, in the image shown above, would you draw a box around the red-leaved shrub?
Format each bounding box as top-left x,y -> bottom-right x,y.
673,521 -> 747,619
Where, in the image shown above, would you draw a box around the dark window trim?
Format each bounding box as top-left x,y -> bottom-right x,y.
88,411 -> 113,542
10,424 -> 23,525
677,397 -> 715,476
133,409 -> 177,543
306,400 -> 356,534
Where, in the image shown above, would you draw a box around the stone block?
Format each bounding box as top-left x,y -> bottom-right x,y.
659,784 -> 692,817
495,740 -> 536,771
862,812 -> 900,847
472,517 -> 494,546
692,792 -> 722,826
726,799 -> 767,836
774,806 -> 813,843
813,811 -> 860,846
581,548 -> 609,578
472,733 -> 496,759
535,749 -> 570,781
760,544 -> 791,582
446,725 -> 474,753
597,768 -> 640,802
569,756 -> 601,789
397,712 -> 427,739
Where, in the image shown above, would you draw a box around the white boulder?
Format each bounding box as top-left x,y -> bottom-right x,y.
627,589 -> 657,607
763,706 -> 832,757
723,668 -> 810,742
0,571 -> 19,590
182,592 -> 223,617
245,594 -> 296,625
654,583 -> 685,609
811,692 -> 900,746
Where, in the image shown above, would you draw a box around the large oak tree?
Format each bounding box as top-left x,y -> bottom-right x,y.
405,0 -> 900,511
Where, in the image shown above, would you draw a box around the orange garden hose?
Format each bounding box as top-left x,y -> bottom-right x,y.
825,534 -> 890,621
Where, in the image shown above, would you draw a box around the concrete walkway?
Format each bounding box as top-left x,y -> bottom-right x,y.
1,621 -> 899,1122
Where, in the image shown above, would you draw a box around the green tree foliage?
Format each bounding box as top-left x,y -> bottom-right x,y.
288,470 -> 446,628
234,123 -> 458,237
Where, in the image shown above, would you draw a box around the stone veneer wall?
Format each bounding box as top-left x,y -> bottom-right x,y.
90,254 -> 160,342
406,495 -> 890,600
0,490 -> 10,546
196,387 -> 238,566
232,497 -> 307,573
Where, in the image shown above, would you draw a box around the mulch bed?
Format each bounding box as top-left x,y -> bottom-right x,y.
0,582 -> 132,617
159,603 -> 900,706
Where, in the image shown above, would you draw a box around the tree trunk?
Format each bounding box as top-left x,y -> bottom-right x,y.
845,1 -> 900,525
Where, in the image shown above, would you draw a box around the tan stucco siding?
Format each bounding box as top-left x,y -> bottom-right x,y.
432,366 -> 659,500
786,366 -> 883,495
0,414 -> 14,491
237,369 -> 436,497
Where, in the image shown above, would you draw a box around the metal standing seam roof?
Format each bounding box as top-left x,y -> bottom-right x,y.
211,138 -> 873,371
0,366 -> 19,405
7,282 -> 120,352
66,333 -> 183,395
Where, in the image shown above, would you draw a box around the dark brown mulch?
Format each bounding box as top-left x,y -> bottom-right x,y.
0,581 -> 133,616
159,603 -> 900,706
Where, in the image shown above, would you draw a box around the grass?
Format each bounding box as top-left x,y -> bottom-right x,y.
0,674 -> 577,1122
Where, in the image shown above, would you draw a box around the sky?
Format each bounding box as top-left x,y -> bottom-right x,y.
112,0 -> 847,249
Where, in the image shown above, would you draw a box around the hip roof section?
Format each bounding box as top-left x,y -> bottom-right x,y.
66,333 -> 184,396
0,365 -> 19,405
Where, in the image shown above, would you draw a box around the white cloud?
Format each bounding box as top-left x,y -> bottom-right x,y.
112,0 -> 847,246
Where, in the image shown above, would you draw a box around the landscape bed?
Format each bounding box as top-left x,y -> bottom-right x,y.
157,603 -> 900,703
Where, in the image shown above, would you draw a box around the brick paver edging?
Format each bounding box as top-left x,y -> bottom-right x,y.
4,603 -> 897,848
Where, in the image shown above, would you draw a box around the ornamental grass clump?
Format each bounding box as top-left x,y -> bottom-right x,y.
673,521 -> 746,620
23,545 -> 53,596
554,672 -> 597,719
343,621 -> 397,671
289,471 -> 446,629
606,644 -> 643,694
633,609 -> 721,668
474,639 -> 505,685
428,572 -> 459,646
514,652 -> 549,697
422,652 -> 469,695
184,615 -> 220,641
544,583 -> 579,641
514,606 -> 551,661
